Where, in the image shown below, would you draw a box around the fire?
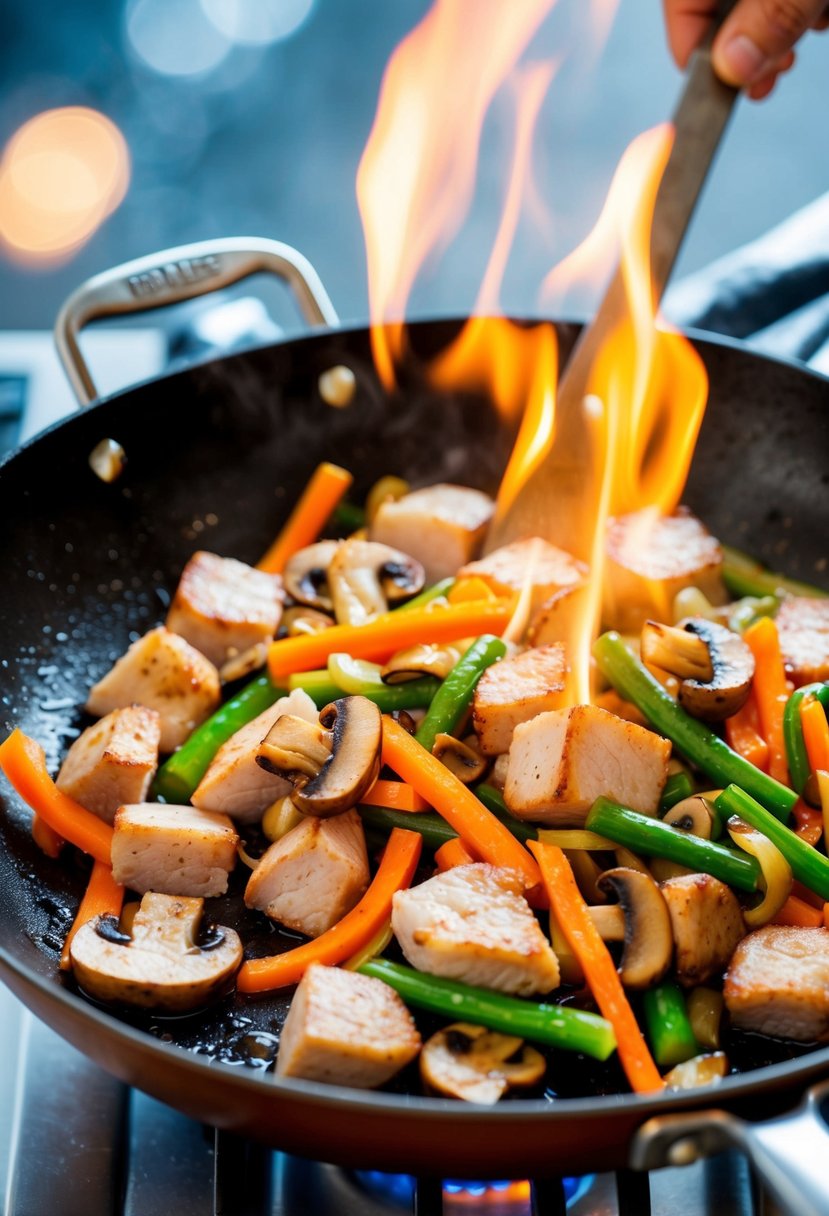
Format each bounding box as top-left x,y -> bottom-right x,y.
0,108 -> 129,265
357,2 -> 709,705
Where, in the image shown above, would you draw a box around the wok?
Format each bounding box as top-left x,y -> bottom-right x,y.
1,238 -> 829,1209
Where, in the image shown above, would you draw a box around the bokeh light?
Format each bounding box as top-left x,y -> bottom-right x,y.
126,0 -> 230,77
200,0 -> 315,46
0,107 -> 130,264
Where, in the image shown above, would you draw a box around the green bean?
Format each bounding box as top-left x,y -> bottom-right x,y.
593,631 -> 797,823
359,959 -> 617,1061
782,682 -> 829,796
642,983 -> 699,1068
330,501 -> 366,532
660,769 -> 695,813
357,805 -> 457,850
722,545 -> 827,601
415,635 -> 506,753
586,798 -> 760,892
474,783 -> 538,843
153,674 -> 279,803
715,785 -> 829,901
290,668 -> 440,712
728,595 -> 778,635
396,578 -> 455,612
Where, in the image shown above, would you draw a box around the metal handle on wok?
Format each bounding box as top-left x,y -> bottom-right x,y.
54,236 -> 340,406
632,1078 -> 829,1216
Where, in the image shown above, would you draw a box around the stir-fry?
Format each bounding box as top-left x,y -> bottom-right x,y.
2,460 -> 829,1102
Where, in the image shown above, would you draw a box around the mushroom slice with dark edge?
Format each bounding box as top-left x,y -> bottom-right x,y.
279,606 -> 335,638
596,866 -> 673,989
641,617 -> 754,722
327,539 -> 425,626
662,794 -> 718,840
381,642 -> 462,684
69,891 -> 242,1013
431,733 -> 489,784
282,541 -> 340,612
420,1023 -> 545,1104
256,696 -> 382,817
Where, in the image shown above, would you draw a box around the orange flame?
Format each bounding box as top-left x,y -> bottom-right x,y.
0,108 -> 129,266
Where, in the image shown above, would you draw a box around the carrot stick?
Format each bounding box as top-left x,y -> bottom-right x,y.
743,618 -> 790,785
32,813 -> 65,859
237,827 -> 422,993
801,698 -> 829,774
381,715 -> 540,889
793,797 -> 823,846
528,841 -> 664,1094
824,903 -> 829,931
724,690 -> 769,773
447,577 -> 498,604
361,778 -> 431,813
257,462 -> 353,575
0,730 -> 113,864
771,893 -> 824,928
60,861 -> 125,971
268,602 -> 512,679
434,837 -> 479,872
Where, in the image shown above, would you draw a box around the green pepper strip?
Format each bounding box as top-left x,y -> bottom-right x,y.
359,959 -> 616,1061
415,635 -> 506,754
586,798 -> 760,892
660,770 -> 695,813
153,674 -> 280,803
474,784 -> 538,843
396,578 -> 456,612
290,670 -> 440,712
722,545 -> 827,601
593,631 -> 797,823
715,784 -> 829,901
642,983 -> 699,1068
359,793 -> 537,851
783,682 -> 829,796
330,501 -> 366,531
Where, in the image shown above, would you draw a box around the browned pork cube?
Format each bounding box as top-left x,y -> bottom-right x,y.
661,873 -> 745,987
276,964 -> 421,1088
527,583 -> 589,647
369,484 -> 494,583
603,507 -> 727,633
472,644 -> 567,755
391,863 -> 560,996
245,810 -> 369,938
460,537 -> 587,615
166,551 -> 282,667
724,926 -> 829,1041
56,706 -> 160,824
776,596 -> 829,687
86,627 -> 220,752
504,704 -> 670,825
112,803 -> 238,898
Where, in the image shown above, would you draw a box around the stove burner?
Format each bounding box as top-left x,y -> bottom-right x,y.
353,1171 -> 594,1212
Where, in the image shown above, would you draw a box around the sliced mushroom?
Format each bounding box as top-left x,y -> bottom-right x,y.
327,539 -> 425,626
365,475 -> 410,524
420,1023 -> 546,1104
663,1051 -> 728,1090
587,903 -> 626,941
69,891 -> 242,1013
256,696 -> 382,817
283,541 -> 340,611
596,866 -> 673,989
280,606 -> 335,638
663,794 -> 717,840
677,618 -> 755,722
641,620 -> 714,682
381,642 -> 463,684
432,733 -> 489,784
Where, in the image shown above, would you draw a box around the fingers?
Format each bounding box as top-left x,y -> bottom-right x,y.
712,0 -> 828,86
663,0 -> 720,68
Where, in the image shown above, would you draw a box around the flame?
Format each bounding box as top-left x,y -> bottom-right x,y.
356,0 -> 558,387
0,108 -> 129,265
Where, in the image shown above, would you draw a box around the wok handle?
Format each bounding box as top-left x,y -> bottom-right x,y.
54,236 -> 340,406
631,1078 -> 829,1216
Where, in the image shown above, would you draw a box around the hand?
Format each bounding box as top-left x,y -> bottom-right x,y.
663,0 -> 829,99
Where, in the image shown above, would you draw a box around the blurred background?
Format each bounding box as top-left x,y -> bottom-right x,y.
0,0 -> 827,332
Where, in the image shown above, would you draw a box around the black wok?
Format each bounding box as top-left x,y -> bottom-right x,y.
1,238 -> 828,1208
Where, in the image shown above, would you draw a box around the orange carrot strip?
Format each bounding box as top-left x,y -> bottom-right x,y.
0,730 -> 113,864
447,577 -> 498,604
381,715 -> 540,888
771,893 -> 824,928
793,797 -> 823,846
528,841 -> 663,1094
237,827 -> 422,993
268,602 -> 512,679
434,837 -> 479,872
60,860 -> 125,971
792,879 -> 825,909
724,690 -> 769,773
824,903 -> 829,930
744,618 -> 790,785
32,813 -> 65,859
361,778 -> 431,813
257,462 -> 353,574
801,698 -> 829,774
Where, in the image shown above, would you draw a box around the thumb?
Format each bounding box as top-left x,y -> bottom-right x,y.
712,0 -> 825,84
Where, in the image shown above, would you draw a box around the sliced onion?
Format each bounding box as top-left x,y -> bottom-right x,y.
727,816 -> 792,927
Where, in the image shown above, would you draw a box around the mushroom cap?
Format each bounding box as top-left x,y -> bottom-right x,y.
69,892 -> 242,1013
283,541 -> 340,611
328,539 -> 425,626
293,696 -> 383,817
597,866 -> 673,990
381,643 -> 462,684
420,1023 -> 545,1104
663,794 -> 717,840
431,733 -> 489,784
678,618 -> 755,722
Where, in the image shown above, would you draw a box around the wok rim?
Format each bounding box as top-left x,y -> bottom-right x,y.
3,312 -> 829,1131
